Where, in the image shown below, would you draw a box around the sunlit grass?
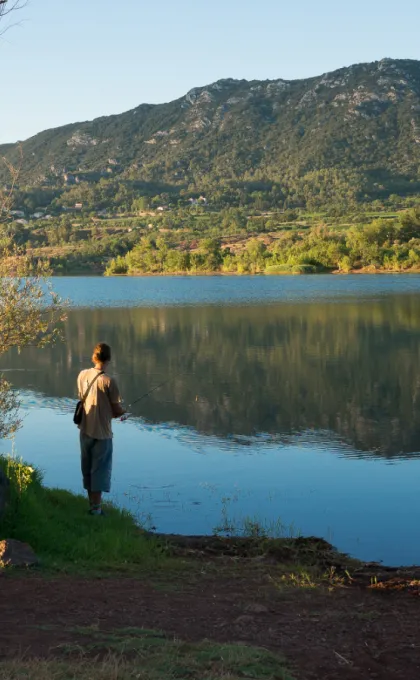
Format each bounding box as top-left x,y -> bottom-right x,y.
270,565 -> 354,591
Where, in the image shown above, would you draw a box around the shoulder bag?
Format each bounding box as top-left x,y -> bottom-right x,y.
73,370 -> 104,425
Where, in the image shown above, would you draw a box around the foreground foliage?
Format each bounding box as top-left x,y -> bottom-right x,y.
0,249 -> 65,437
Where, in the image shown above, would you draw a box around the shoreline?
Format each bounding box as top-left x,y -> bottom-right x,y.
54,268 -> 420,277
3,458 -> 420,680
0,455 -> 416,572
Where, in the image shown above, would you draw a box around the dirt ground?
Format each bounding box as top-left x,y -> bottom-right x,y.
1,562 -> 420,680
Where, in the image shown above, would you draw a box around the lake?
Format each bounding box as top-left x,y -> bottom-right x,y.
2,274 -> 420,566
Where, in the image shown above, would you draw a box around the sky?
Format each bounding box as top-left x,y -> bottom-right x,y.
1,0 -> 420,143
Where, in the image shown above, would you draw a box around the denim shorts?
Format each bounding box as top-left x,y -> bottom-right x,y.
80,433 -> 113,493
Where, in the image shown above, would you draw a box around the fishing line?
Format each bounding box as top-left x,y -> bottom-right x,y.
120,375 -> 181,421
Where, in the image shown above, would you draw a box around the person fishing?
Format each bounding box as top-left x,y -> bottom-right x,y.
76,342 -> 125,515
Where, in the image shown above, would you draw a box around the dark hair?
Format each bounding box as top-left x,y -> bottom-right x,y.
92,342 -> 111,364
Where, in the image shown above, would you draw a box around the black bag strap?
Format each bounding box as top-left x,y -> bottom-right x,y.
81,370 -> 104,404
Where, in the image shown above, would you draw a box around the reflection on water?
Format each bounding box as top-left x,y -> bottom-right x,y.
2,276 -> 420,565
3,296 -> 420,458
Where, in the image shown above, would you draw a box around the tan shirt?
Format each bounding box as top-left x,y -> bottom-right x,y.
77,368 -> 121,440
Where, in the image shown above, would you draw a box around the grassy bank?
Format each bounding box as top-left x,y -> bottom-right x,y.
0,456 -> 164,573
0,454 -> 358,577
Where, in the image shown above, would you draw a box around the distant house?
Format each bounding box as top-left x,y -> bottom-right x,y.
189,196 -> 207,206
108,158 -> 118,165
157,206 -> 168,212
74,203 -> 83,210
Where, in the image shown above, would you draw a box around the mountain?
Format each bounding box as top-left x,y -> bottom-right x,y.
3,58 -> 420,206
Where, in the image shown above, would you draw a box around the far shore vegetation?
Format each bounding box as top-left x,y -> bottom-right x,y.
104,206 -> 420,276
2,188 -> 420,276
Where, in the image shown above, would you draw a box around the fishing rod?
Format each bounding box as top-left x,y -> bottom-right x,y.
120,376 -> 176,421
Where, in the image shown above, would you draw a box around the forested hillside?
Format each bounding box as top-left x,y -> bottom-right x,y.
2,58 -> 420,211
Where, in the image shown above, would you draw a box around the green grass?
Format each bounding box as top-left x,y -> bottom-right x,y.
4,627 -> 292,680
0,649 -> 292,679
0,627 -> 294,679
0,455 -> 165,573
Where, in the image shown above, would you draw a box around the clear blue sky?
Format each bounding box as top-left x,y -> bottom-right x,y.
1,0 -> 419,143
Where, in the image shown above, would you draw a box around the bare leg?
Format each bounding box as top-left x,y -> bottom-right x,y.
89,491 -> 102,515
90,491 -> 102,507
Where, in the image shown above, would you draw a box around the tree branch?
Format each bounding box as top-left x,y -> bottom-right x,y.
0,1 -> 25,18
0,0 -> 27,36
0,145 -> 23,224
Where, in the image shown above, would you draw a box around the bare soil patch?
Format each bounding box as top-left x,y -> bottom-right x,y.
1,554 -> 420,679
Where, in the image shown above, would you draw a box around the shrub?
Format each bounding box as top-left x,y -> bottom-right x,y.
265,264 -> 317,274
105,255 -> 128,275
291,264 -> 317,274
265,264 -> 294,274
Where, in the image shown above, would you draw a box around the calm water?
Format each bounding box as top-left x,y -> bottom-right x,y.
2,274 -> 420,565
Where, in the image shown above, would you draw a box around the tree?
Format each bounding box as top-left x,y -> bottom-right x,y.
0,1 -> 25,220
199,238 -> 222,270
398,208 -> 420,242
132,196 -> 149,213
0,247 -> 65,438
0,2 -> 66,440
